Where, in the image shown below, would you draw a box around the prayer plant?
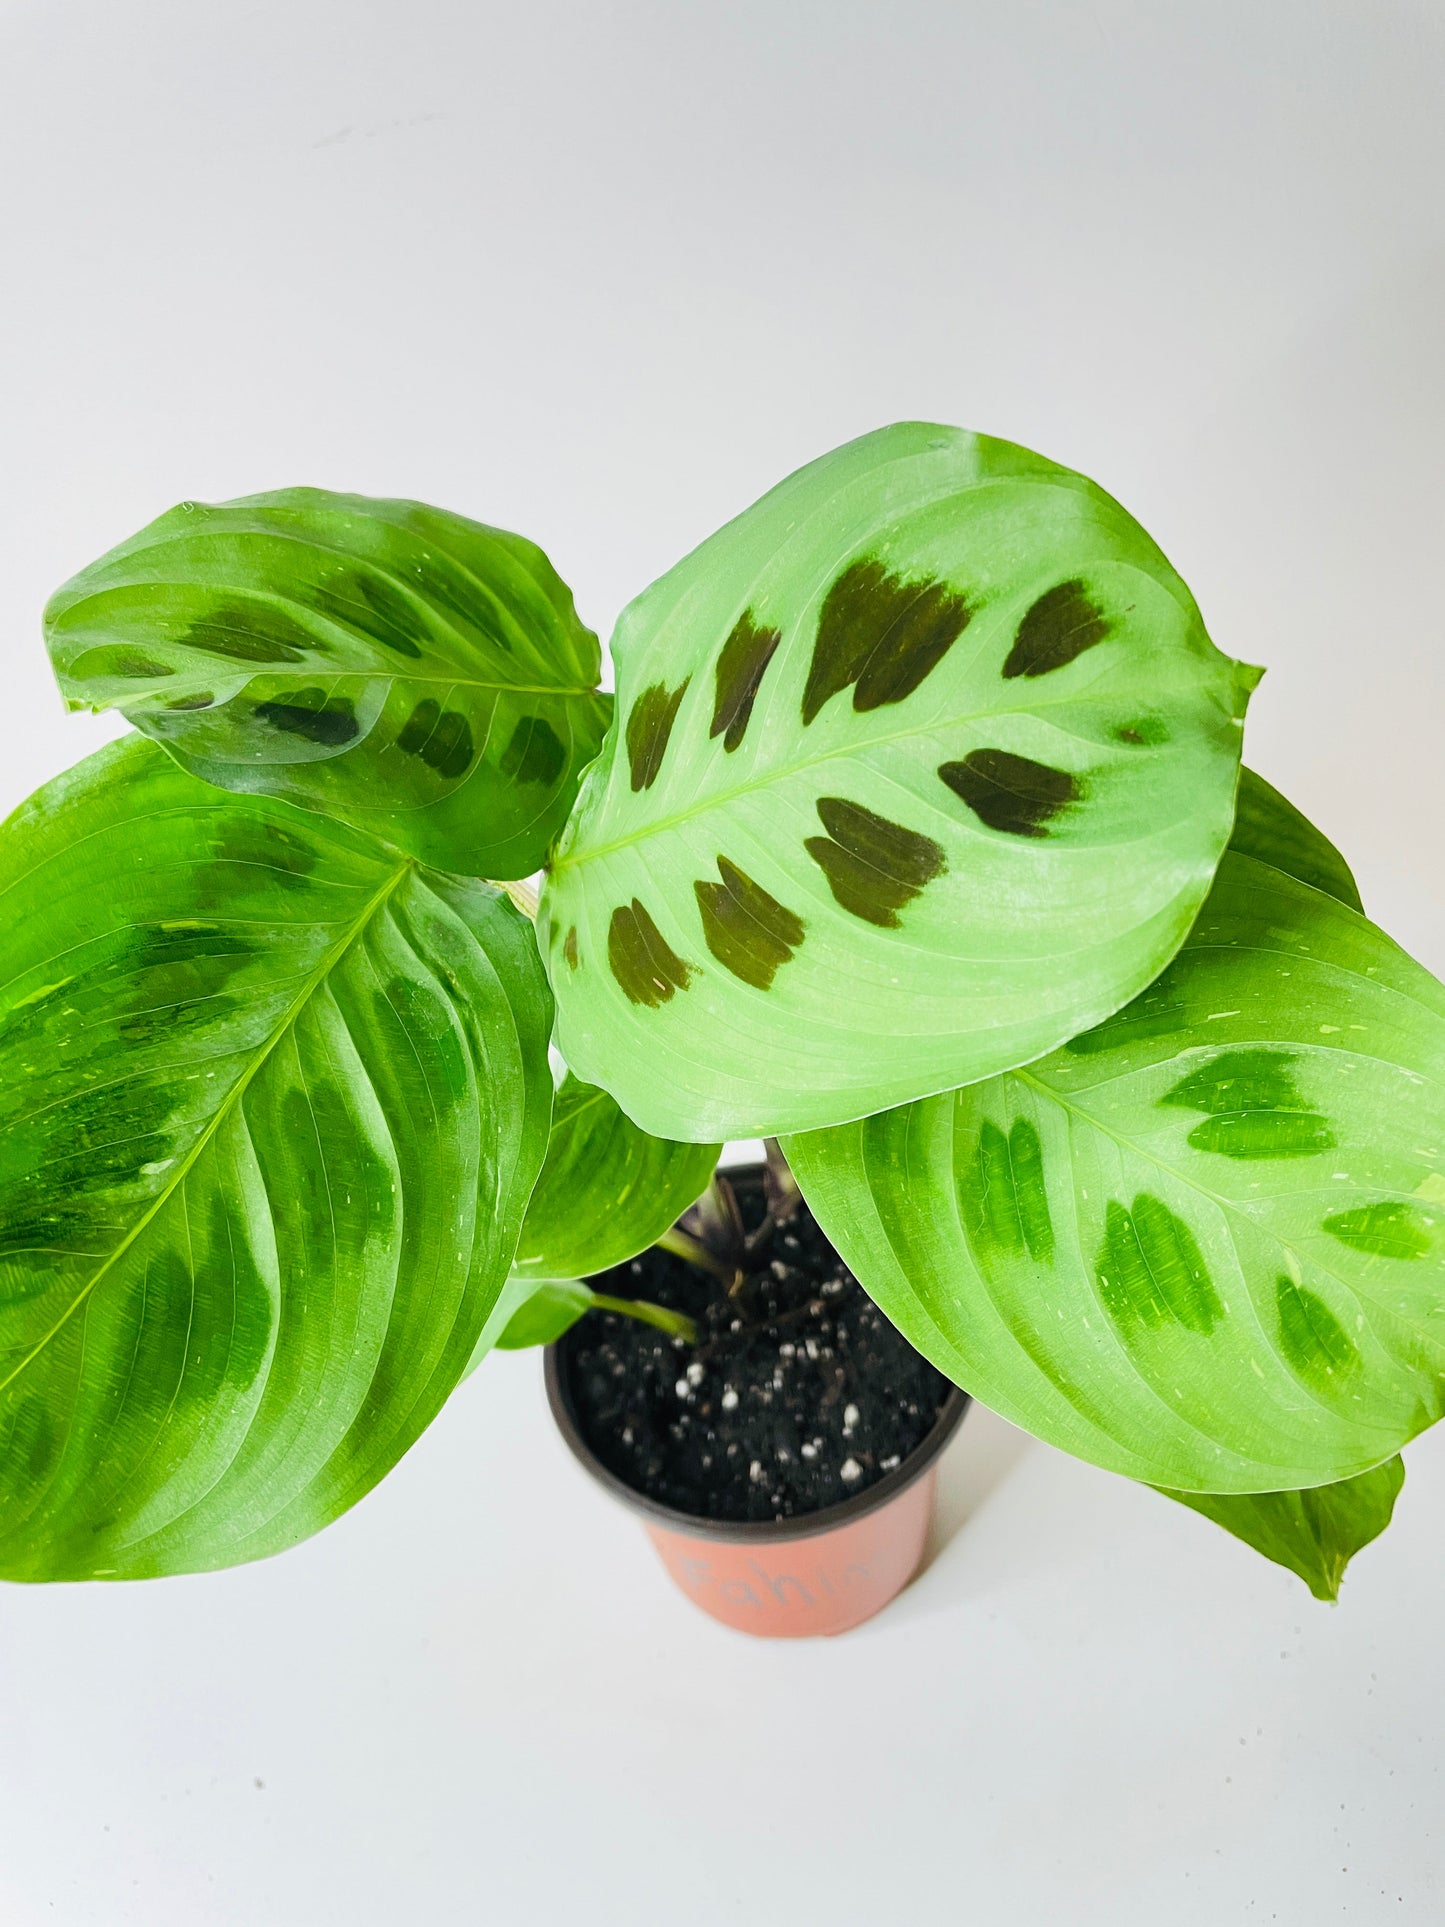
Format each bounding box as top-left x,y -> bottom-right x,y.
2,423 -> 1430,1602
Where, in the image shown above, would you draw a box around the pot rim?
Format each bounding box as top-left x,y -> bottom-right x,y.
544,1341 -> 970,1546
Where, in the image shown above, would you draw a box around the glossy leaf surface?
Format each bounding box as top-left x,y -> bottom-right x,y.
541,421 -> 1258,1138
1161,1455 -> 1403,1600
511,1073 -> 719,1282
0,738 -> 552,1580
786,808 -> 1445,1491
45,489 -> 611,878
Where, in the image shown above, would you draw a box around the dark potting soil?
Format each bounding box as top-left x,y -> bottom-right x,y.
559,1171 -> 953,1523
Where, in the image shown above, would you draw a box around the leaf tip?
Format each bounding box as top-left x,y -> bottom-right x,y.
1232,659 -> 1267,713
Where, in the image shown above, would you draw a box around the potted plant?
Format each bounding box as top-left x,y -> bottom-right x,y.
1,423 -> 1427,1632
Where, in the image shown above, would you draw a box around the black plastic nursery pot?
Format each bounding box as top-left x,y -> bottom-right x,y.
546,1165 -> 970,1637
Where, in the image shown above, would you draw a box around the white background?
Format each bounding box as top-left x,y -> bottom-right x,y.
2,2 -> 1443,1920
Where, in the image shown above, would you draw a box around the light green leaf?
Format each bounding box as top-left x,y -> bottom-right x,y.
785,804 -> 1445,1492
540,421 -> 1259,1139
466,1270 -> 695,1369
0,736 -> 553,1581
45,489 -> 611,879
1232,767 -> 1363,911
511,1072 -> 719,1281
460,1269 -> 549,1380
494,1278 -> 595,1350
460,1077 -> 716,1376
1153,773 -> 1400,1584
1162,1456 -> 1404,1600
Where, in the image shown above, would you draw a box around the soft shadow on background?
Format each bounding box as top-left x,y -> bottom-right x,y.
918,1405 -> 1035,1576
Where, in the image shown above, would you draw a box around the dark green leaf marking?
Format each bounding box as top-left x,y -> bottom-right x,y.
938,748 -> 1080,838
804,797 -> 946,929
1003,579 -> 1112,679
395,697 -> 474,779
400,549 -> 514,652
0,918 -> 265,1274
123,1214 -> 274,1423
84,647 -> 176,680
208,816 -> 320,887
961,1117 -> 1054,1265
312,568 -> 423,659
1,1070 -> 182,1272
1323,1200 -> 1432,1260
694,857 -> 806,990
499,715 -> 565,786
375,978 -> 469,1109
1275,1273 -> 1361,1389
626,678 -> 690,792
801,559 -> 973,725
254,689 -> 360,747
1097,1194 -> 1221,1335
711,612 -> 782,753
562,927 -> 579,970
182,598 -> 318,665
279,1079 -> 399,1265
607,900 -> 696,1008
1160,1049 -> 1336,1161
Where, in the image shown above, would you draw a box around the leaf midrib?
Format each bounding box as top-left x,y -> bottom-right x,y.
0,860 -> 410,1397
549,677 -> 1152,873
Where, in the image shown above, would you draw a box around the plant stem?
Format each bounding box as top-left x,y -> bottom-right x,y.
655,1225 -> 742,1294
589,1292 -> 697,1344
496,877 -> 539,919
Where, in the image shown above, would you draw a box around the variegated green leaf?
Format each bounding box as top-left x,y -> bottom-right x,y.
785,794 -> 1445,1492
540,421 -> 1258,1139
0,737 -> 552,1581
510,1073 -> 719,1283
45,489 -> 611,879
1161,1455 -> 1404,1600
